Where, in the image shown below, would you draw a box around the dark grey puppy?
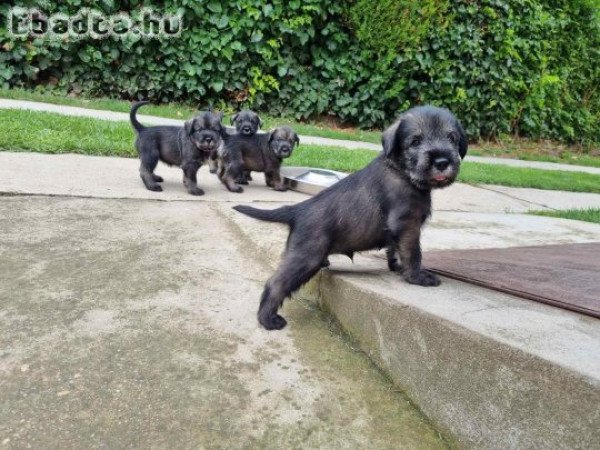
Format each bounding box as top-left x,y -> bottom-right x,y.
234,105 -> 467,330
217,126 -> 299,193
231,110 -> 263,183
207,109 -> 262,175
232,109 -> 263,136
130,101 -> 226,195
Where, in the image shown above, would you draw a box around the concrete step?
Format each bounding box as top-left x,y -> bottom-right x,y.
219,202 -> 600,450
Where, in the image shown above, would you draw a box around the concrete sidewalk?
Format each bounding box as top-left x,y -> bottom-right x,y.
0,191 -> 449,446
2,151 -> 600,214
2,98 -> 600,174
1,151 -> 599,449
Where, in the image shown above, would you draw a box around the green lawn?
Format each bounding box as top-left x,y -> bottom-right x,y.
531,208 -> 600,224
0,87 -> 382,144
2,108 -> 600,194
3,88 -> 599,166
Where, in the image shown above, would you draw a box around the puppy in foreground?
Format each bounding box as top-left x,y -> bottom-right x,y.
234,106 -> 467,330
130,101 -> 225,195
218,126 -> 299,193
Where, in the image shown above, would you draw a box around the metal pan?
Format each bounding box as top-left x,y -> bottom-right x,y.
281,167 -> 348,195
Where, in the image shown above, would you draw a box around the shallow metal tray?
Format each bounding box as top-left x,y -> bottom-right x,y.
281,167 -> 348,195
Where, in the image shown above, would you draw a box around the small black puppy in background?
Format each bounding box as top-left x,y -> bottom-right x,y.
207,110 -> 262,176
234,106 -> 467,330
218,126 -> 299,193
231,110 -> 262,136
130,101 -> 225,195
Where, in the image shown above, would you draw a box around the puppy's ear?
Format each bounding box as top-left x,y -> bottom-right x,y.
184,118 -> 195,136
456,120 -> 468,159
382,119 -> 402,158
293,133 -> 300,147
268,130 -> 275,143
230,113 -> 238,125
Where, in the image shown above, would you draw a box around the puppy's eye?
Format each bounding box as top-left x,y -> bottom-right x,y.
447,132 -> 457,143
410,137 -> 422,147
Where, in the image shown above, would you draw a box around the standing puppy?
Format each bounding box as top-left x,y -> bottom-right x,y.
130,101 -> 225,195
207,110 -> 262,176
218,126 -> 299,193
234,106 -> 467,330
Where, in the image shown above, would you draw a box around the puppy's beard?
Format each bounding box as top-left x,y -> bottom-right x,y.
428,169 -> 458,188
195,141 -> 217,153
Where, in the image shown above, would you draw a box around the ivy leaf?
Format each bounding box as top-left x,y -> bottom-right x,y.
216,16 -> 229,29
206,1 -> 222,13
211,81 -> 224,92
251,30 -> 263,43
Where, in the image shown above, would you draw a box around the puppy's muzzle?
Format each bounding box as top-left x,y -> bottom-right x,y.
277,146 -> 292,157
433,157 -> 450,171
242,126 -> 253,135
196,136 -> 218,152
429,155 -> 458,186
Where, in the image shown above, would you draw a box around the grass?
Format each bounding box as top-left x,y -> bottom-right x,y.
2,108 -> 600,194
4,88 -> 599,166
0,87 -> 382,144
531,208 -> 600,224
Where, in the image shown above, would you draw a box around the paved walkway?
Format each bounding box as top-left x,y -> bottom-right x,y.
1,151 -> 599,448
0,154 -> 449,448
2,98 -> 599,174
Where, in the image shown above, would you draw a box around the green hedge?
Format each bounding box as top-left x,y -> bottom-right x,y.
1,0 -> 598,144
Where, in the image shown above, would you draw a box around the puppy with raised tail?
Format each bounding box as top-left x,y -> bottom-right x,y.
234,106 -> 467,330
130,101 -> 226,195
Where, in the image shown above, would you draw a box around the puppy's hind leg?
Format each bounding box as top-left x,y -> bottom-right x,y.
138,143 -> 163,192
258,247 -> 326,330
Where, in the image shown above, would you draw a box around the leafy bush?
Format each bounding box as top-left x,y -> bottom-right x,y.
0,0 -> 598,144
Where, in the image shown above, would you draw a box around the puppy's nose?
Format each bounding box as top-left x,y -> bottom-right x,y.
243,126 -> 251,133
204,136 -> 213,143
280,146 -> 291,153
433,157 -> 450,171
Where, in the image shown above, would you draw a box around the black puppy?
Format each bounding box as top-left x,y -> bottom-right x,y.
231,110 -> 262,136
218,126 -> 299,193
207,110 -> 262,176
230,110 -> 262,183
130,101 -> 225,195
234,106 -> 467,330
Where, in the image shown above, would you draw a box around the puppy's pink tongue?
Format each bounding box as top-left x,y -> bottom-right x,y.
433,175 -> 447,181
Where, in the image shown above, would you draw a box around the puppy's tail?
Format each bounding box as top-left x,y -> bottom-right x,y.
130,100 -> 150,133
233,205 -> 295,224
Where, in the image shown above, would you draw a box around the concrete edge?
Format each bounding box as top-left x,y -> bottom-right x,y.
216,203 -> 600,450
307,272 -> 599,450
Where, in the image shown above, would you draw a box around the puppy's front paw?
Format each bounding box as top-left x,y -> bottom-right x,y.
404,269 -> 441,287
274,185 -> 288,192
259,313 -> 287,330
187,187 -> 205,196
146,184 -> 163,192
230,185 -> 244,193
152,174 -> 164,183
